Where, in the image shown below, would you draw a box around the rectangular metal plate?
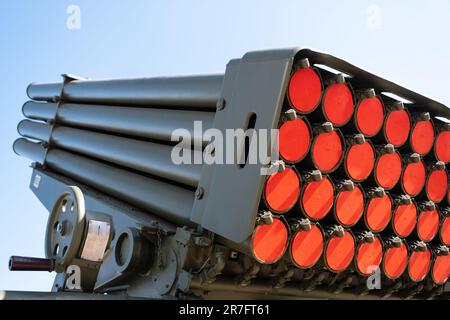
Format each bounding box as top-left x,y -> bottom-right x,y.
190,49 -> 298,243
80,220 -> 111,262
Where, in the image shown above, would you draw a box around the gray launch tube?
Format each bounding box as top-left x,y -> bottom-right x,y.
27,75 -> 224,110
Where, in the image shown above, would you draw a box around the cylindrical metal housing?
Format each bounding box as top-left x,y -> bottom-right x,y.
17,120 -> 52,142
13,138 -> 46,163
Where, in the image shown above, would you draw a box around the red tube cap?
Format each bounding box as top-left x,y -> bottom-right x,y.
385,109 -> 411,147
402,161 -> 426,197
335,186 -> 365,227
323,83 -> 354,126
291,224 -> 324,268
251,218 -> 288,264
408,247 -> 431,282
392,202 -> 417,238
411,120 -> 434,155
435,131 -> 450,163
301,176 -> 334,220
355,96 -> 384,137
264,167 -> 300,213
375,151 -> 402,190
382,241 -> 408,279
288,68 -> 322,113
312,130 -> 343,173
426,169 -> 448,203
440,217 -> 450,246
417,209 -> 440,242
325,230 -> 355,273
345,141 -> 374,182
278,118 -> 311,163
365,194 -> 392,233
355,236 -> 383,276
431,254 -> 450,285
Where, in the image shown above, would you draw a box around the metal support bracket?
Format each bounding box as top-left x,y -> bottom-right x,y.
190,49 -> 297,243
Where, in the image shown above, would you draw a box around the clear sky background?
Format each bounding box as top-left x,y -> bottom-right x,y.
0,0 -> 449,291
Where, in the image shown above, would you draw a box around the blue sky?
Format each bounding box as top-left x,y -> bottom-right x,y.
0,0 -> 449,291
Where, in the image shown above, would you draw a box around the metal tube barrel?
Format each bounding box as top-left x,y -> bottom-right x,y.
9,256 -> 55,272
13,138 -> 46,163
13,139 -> 195,226
22,101 -> 214,145
22,101 -> 58,120
18,121 -> 202,187
17,120 -> 52,142
27,75 -> 224,110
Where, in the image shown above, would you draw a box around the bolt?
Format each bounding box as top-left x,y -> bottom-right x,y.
335,74 -> 346,84
352,134 -> 365,145
391,101 -> 404,111
411,241 -> 427,252
367,187 -> 385,198
195,187 -> 204,200
328,225 -> 345,238
365,88 -> 376,99
216,98 -> 226,111
419,112 -> 431,122
433,161 -> 445,171
421,201 -> 435,212
385,236 -> 402,248
270,160 -> 286,173
441,207 -> 450,218
284,109 -> 297,121
258,211 -> 273,225
442,123 -> 450,131
358,231 -> 374,243
408,153 -> 420,163
381,144 -> 395,155
373,187 -> 385,198
194,236 -> 212,247
56,222 -> 65,236
305,170 -> 322,182
298,219 -> 312,231
338,180 -> 354,192
435,245 -> 449,256
299,58 -> 310,68
397,195 -> 412,206
321,122 -> 334,133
